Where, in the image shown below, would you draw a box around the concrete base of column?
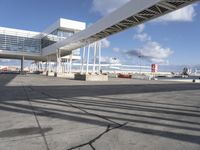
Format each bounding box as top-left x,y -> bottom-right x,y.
74,74 -> 108,81
20,71 -> 27,75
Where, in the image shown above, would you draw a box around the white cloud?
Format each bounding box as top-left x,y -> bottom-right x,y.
127,41 -> 173,64
91,0 -> 130,16
134,25 -> 151,42
101,56 -> 109,63
113,47 -> 120,53
155,5 -> 196,22
129,25 -> 173,64
101,38 -> 110,48
101,56 -> 120,64
141,42 -> 172,61
133,24 -> 151,42
113,47 -> 127,53
109,57 -> 121,64
137,24 -> 145,33
134,33 -> 151,42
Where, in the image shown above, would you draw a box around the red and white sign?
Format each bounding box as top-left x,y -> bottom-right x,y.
151,64 -> 158,73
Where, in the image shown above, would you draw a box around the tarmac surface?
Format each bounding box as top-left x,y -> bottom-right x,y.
0,74 -> 200,150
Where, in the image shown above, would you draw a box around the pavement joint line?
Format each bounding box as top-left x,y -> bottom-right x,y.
21,81 -> 50,150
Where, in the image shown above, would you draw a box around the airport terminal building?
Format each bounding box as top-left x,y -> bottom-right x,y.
0,0 -> 197,74
0,18 -> 86,72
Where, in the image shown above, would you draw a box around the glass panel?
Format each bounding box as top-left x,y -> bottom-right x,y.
0,34 -> 41,53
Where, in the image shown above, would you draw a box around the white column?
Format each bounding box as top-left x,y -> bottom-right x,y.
56,50 -> 59,73
47,56 -> 50,72
93,42 -> 97,74
98,41 -> 102,74
66,58 -> 69,73
56,49 -> 62,73
86,44 -> 91,74
63,60 -> 66,73
81,46 -> 86,74
69,53 -> 73,74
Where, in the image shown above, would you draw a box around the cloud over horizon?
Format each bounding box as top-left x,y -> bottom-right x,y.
128,25 -> 173,64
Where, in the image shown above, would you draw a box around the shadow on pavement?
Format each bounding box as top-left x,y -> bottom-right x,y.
0,74 -> 200,145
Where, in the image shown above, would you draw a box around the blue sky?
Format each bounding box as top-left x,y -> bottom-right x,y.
0,0 -> 200,67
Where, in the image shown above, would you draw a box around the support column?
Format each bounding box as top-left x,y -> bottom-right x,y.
93,42 -> 97,74
63,61 -> 65,73
47,56 -> 50,72
66,58 -> 69,73
21,56 -> 24,73
86,44 -> 91,74
56,49 -> 62,73
81,46 -> 86,74
69,53 -> 73,74
98,41 -> 102,74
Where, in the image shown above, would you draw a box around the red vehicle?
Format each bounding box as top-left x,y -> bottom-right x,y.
118,73 -> 132,79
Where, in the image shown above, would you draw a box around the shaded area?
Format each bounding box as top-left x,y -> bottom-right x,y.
0,74 -> 200,148
0,73 -> 18,86
1,84 -> 200,102
0,127 -> 52,138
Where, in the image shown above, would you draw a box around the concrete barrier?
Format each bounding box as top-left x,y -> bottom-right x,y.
47,72 -> 55,77
75,74 -> 108,81
56,73 -> 75,79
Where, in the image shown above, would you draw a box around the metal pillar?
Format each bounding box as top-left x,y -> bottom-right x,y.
81,46 -> 86,74
21,56 -> 24,72
86,44 -> 91,74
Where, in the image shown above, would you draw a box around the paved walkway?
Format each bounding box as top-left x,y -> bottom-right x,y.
0,74 -> 200,150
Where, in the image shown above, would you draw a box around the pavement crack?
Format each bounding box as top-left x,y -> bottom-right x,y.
65,122 -> 127,150
29,86 -> 120,125
21,84 -> 50,150
60,98 -> 121,126
28,86 -> 128,150
89,143 -> 95,150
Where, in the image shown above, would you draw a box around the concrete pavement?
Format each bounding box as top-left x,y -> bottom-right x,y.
0,74 -> 200,150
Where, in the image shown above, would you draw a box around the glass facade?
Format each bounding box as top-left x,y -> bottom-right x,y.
41,29 -> 74,49
0,34 -> 41,53
72,49 -> 80,56
0,29 -> 80,56
51,29 -> 74,38
41,35 -> 57,49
